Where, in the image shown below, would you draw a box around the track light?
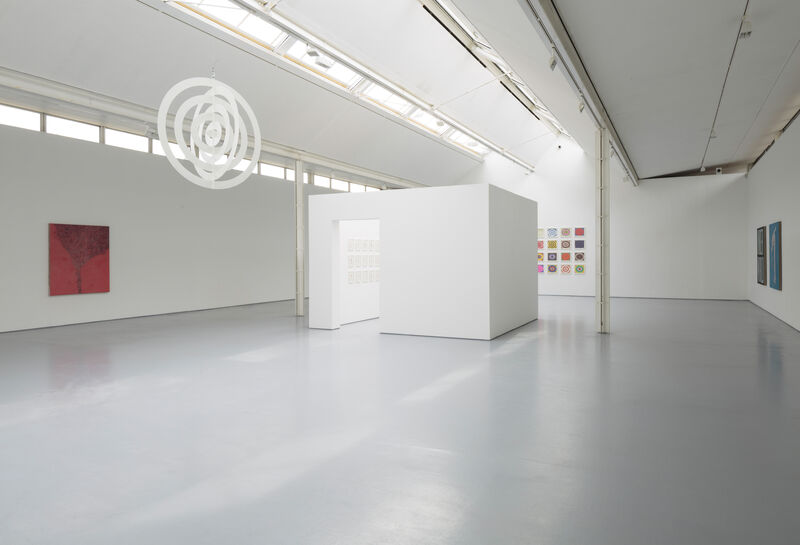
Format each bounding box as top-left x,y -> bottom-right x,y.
739,17 -> 752,40
578,99 -> 585,113
549,53 -> 557,71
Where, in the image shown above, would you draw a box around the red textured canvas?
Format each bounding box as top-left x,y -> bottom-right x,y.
49,224 -> 110,296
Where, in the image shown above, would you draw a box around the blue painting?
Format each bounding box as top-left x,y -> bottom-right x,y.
575,240 -> 585,249
769,221 -> 781,290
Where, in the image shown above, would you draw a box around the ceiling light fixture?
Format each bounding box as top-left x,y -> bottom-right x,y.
578,99 -> 585,113
739,17 -> 752,40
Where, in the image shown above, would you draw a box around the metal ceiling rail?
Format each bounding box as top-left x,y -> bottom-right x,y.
518,0 -> 641,186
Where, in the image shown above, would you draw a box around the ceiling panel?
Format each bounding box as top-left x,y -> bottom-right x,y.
0,0 -> 483,186
447,0 -> 598,156
549,0 -> 800,177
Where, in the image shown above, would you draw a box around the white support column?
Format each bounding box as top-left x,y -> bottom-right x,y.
295,159 -> 305,316
595,129 -> 611,334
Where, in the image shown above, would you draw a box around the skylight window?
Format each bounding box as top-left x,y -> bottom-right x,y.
325,63 -> 362,88
238,14 -> 287,47
286,39 -> 309,60
105,129 -> 148,152
330,178 -> 349,192
259,162 -> 285,179
166,0 -> 530,165
409,109 -> 449,135
448,129 -> 489,155
152,139 -> 185,159
0,104 -> 40,131
46,116 -> 99,143
194,0 -> 247,28
362,83 -> 413,115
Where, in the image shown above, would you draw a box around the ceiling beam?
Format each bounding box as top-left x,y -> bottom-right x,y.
518,0 -> 640,186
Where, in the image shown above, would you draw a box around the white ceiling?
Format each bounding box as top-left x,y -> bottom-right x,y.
442,0 -> 599,157
0,0 -> 522,187
547,0 -> 800,178
276,0 -> 558,165
0,0 -> 579,187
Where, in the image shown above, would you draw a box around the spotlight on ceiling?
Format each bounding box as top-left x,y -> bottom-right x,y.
306,46 -> 334,69
739,17 -> 752,40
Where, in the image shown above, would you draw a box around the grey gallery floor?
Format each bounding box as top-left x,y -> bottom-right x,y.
1,296 -> 799,545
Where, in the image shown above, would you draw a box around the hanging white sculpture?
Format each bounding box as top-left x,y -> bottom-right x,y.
157,77 -> 261,189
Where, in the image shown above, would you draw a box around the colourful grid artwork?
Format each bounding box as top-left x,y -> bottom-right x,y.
548,252 -> 558,261
547,227 -> 558,238
538,264 -> 544,273
561,240 -> 571,249
561,228 -> 571,237
575,227 -> 585,236
547,264 -> 558,273
575,252 -> 585,261
561,252 -> 571,261
561,265 -> 571,274
575,264 -> 585,274
538,253 -> 544,262
537,240 -> 544,249
547,240 -> 558,249
575,240 -> 585,249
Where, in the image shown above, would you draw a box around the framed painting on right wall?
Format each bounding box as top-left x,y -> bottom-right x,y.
769,221 -> 782,290
757,226 -> 766,286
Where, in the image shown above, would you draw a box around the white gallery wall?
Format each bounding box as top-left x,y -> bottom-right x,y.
338,219 -> 380,325
465,138 -> 750,301
611,171 -> 748,300
746,119 -> 800,331
470,139 -> 596,297
0,125 -> 330,333
309,184 -> 538,339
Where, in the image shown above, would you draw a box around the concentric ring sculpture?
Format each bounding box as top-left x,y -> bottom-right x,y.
157,77 -> 261,189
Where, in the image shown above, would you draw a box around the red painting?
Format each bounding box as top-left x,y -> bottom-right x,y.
49,223 -> 109,296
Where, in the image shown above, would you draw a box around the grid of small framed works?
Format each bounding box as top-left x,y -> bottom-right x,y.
346,238 -> 380,284
537,227 -> 586,274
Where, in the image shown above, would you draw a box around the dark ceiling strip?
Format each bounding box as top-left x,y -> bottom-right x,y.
422,5 -> 542,122
699,0 -> 750,171
750,105 -> 800,170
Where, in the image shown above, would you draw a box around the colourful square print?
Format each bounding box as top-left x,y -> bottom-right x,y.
575,227 -> 585,236
49,223 -> 110,295
547,240 -> 558,249
561,252 -> 571,261
575,264 -> 585,274
537,240 -> 544,249
538,264 -> 544,273
538,228 -> 545,238
575,240 -> 585,249
538,253 -> 544,262
547,264 -> 558,273
547,227 -> 558,238
561,265 -> 571,274
575,252 -> 585,261
561,228 -> 571,237
561,240 -> 571,249
548,252 -> 558,261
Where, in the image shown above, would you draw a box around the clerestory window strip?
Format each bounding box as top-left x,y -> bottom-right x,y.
166,0 -> 535,170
